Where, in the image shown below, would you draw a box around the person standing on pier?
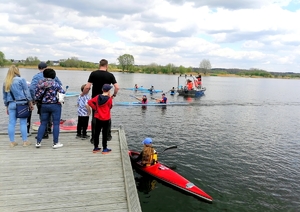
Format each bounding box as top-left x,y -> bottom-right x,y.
88,84 -> 113,154
3,65 -> 34,147
34,69 -> 65,149
30,62 -> 62,139
76,84 -> 91,139
81,59 -> 119,144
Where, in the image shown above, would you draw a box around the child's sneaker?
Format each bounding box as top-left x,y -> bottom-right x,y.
35,142 -> 41,148
102,148 -> 112,154
75,134 -> 82,139
53,142 -> 63,149
93,147 -> 101,153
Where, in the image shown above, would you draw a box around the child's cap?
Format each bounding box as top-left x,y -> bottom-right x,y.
142,138 -> 152,145
102,84 -> 112,92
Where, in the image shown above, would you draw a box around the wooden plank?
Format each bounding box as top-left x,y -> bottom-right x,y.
0,129 -> 141,212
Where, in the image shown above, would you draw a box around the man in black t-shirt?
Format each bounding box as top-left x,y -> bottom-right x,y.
82,59 -> 119,143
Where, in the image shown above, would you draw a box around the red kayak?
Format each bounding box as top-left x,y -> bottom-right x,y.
32,119 -> 91,131
128,150 -> 213,202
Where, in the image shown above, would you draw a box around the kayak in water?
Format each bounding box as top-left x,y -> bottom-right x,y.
129,150 -> 213,202
114,102 -> 189,106
32,118 -> 91,131
65,92 -> 80,97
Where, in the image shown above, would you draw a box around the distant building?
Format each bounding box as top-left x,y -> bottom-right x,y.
52,61 -> 60,66
12,60 -> 25,63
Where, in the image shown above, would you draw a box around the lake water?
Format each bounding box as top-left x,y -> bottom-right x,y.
1,68 -> 299,212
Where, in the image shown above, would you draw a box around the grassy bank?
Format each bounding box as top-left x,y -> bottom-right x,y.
3,65 -> 299,79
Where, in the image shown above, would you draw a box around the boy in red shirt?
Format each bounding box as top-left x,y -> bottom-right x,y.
88,84 -> 113,154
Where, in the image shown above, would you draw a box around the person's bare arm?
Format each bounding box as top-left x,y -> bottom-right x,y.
113,83 -> 119,96
81,83 -> 92,96
86,104 -> 91,116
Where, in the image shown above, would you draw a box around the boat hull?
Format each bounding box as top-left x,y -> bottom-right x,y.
129,151 -> 213,202
177,87 -> 206,97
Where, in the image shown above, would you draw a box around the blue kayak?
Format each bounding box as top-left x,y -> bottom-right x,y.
124,87 -> 148,91
141,90 -> 163,93
65,92 -> 80,97
124,87 -> 163,93
114,101 -> 189,106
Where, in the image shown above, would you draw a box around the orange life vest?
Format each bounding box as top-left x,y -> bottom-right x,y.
187,82 -> 193,90
141,146 -> 157,166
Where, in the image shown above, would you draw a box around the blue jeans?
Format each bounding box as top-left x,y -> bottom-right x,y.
8,101 -> 28,142
37,104 -> 62,144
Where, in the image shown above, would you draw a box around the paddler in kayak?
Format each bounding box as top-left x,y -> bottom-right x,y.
134,84 -> 138,89
135,138 -> 157,166
148,85 -> 154,94
156,93 -> 167,103
136,94 -> 148,104
170,87 -> 175,95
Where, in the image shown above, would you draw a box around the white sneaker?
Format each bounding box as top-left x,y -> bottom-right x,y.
36,142 -> 41,148
53,142 -> 63,149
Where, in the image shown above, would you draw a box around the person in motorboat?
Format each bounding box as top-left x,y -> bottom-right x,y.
195,74 -> 202,88
156,93 -> 167,103
134,138 -> 158,166
136,94 -> 148,104
187,79 -> 193,90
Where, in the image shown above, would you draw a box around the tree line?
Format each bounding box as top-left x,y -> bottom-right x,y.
1,51 -> 299,78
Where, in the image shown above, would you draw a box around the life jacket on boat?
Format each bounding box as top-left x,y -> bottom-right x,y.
142,98 -> 148,104
187,82 -> 193,90
141,146 -> 157,166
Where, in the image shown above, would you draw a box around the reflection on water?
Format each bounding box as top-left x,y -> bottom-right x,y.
0,68 -> 300,211
135,174 -> 157,195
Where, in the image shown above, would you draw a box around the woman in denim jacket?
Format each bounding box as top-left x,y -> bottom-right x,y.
34,68 -> 65,149
2,65 -> 34,147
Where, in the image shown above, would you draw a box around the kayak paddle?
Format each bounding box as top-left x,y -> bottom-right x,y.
129,95 -> 142,102
160,145 -> 177,154
151,97 -> 159,101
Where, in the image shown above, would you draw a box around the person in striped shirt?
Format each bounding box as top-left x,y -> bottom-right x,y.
76,84 -> 91,139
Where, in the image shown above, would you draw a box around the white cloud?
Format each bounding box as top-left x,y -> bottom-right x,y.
0,0 -> 300,72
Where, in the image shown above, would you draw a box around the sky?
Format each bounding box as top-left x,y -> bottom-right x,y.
0,0 -> 300,73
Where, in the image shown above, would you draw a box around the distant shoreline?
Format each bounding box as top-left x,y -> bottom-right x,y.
3,65 -> 299,79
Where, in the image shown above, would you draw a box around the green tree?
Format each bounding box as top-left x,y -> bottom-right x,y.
46,60 -> 53,66
178,65 -> 186,74
25,56 -> 40,66
0,51 -> 5,66
117,54 -> 134,72
59,57 -> 97,69
199,59 -> 211,75
166,63 -> 176,74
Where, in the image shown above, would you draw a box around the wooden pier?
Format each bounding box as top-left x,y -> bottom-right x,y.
0,128 -> 141,212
